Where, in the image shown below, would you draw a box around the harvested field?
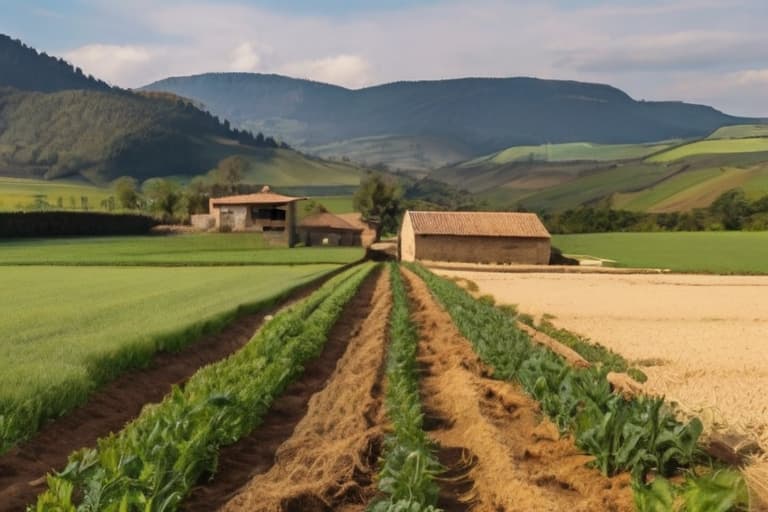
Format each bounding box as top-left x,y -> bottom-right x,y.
0,272 -> 338,512
403,268 -> 634,511
436,269 -> 768,452
193,268 -> 390,512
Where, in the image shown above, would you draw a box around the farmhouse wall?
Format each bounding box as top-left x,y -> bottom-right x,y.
299,228 -> 361,246
414,235 -> 550,264
399,212 -> 416,261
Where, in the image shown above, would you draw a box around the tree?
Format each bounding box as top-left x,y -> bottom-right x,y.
185,176 -> 211,215
114,176 -> 140,210
143,178 -> 187,222
353,172 -> 403,240
709,189 -> 749,230
214,156 -> 246,194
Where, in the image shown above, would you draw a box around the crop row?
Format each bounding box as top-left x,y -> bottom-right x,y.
405,263 -> 748,511
369,263 -> 441,512
34,262 -> 377,512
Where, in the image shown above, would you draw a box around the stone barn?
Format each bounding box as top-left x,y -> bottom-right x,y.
298,211 -> 363,246
206,186 -> 305,247
399,210 -> 551,265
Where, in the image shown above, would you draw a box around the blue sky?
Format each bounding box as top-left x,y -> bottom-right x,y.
3,0 -> 767,116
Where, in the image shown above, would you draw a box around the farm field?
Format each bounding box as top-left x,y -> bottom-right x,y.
0,263 -> 338,452
0,177 -> 114,211
465,140 -> 678,166
648,138 -> 768,163
434,269 -> 768,454
553,231 -> 768,273
0,263 -> 755,511
0,234 -> 364,265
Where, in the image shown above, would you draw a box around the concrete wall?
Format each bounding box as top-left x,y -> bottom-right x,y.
190,214 -> 214,230
412,234 -> 550,265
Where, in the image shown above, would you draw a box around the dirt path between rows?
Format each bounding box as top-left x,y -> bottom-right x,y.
185,268 -> 390,512
402,268 -> 634,512
0,270 -> 345,512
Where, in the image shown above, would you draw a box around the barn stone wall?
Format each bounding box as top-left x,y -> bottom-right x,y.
414,235 -> 550,265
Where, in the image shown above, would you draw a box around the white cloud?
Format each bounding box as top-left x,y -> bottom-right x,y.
230,42 -> 262,72
279,55 -> 372,88
51,0 -> 768,116
65,44 -> 153,84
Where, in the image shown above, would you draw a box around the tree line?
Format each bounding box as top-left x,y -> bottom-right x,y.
542,189 -> 768,233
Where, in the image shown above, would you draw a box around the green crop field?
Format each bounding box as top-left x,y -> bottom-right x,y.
0,234 -> 364,266
465,141 -> 677,166
0,263 -> 339,451
648,138 -> 768,163
0,177 -> 114,212
553,231 -> 768,273
708,124 -> 768,139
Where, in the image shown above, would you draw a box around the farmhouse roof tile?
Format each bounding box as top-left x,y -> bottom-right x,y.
299,212 -> 362,231
407,210 -> 551,238
210,186 -> 306,206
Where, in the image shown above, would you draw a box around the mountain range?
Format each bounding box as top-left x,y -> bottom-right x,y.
142,73 -> 754,170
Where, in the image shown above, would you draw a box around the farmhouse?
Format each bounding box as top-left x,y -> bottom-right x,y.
201,186 -> 305,246
298,211 -> 363,247
399,210 -> 551,264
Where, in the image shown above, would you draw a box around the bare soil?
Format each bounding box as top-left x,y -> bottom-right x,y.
0,271 -> 341,512
403,268 -> 634,512
190,268 -> 391,512
438,270 -> 768,452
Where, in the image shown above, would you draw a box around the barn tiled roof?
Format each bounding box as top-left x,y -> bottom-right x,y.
299,212 -> 362,231
210,186 -> 306,206
407,211 -> 551,238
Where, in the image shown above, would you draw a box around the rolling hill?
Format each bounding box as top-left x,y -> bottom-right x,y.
433,128 -> 768,212
142,73 -> 754,169
0,34 -> 365,190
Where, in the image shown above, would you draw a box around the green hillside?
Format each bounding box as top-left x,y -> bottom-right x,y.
433,132 -> 768,213
143,73 -> 753,167
464,141 -> 678,166
308,134 -> 473,172
647,138 -> 768,163
708,124 -> 768,139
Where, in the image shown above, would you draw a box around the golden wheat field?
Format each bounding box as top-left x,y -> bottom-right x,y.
436,269 -> 768,452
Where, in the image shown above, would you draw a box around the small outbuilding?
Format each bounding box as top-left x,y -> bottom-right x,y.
205,186 -> 305,246
298,211 -> 363,246
399,210 -> 551,265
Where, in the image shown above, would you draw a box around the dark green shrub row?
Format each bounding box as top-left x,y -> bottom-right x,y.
34,262 -> 376,511
369,264 -> 441,512
0,211 -> 155,237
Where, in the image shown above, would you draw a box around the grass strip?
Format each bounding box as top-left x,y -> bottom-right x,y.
33,262 -> 376,511
0,265 -> 338,455
406,263 -> 748,511
369,263 -> 441,512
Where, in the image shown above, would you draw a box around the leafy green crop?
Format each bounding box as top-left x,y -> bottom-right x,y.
369,263 -> 441,512
633,470 -> 749,512
34,263 -> 376,511
407,263 -> 748,511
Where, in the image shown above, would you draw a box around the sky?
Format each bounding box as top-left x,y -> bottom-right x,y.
3,0 -> 767,116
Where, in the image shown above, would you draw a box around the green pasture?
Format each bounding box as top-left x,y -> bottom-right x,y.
648,138 -> 768,163
553,231 -> 768,273
0,264 -> 338,451
708,124 -> 768,139
0,234 -> 364,266
466,141 -> 677,166
0,177 -> 114,212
